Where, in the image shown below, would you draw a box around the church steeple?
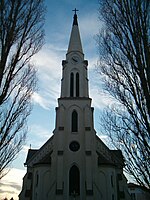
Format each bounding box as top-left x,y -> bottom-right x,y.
67,10 -> 83,54
61,11 -> 89,98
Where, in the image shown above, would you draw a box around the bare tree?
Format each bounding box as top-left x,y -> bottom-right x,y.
0,0 -> 45,178
97,0 -> 150,189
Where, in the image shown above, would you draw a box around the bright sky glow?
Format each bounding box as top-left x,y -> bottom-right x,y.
0,1 -> 114,199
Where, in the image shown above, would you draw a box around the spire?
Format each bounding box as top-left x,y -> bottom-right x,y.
67,9 -> 83,54
73,13 -> 78,26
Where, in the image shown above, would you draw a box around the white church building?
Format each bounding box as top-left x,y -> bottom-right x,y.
19,11 -> 130,200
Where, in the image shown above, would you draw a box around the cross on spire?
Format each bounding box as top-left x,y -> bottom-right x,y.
72,8 -> 79,26
72,8 -> 79,15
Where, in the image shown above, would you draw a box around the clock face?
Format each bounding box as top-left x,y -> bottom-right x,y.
69,141 -> 80,152
71,55 -> 80,64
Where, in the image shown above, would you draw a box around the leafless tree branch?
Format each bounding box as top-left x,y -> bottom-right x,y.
0,0 -> 45,179
97,0 -> 150,189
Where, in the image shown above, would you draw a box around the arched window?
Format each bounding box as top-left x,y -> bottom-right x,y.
70,73 -> 74,97
69,165 -> 80,195
76,73 -> 79,97
72,110 -> 78,132
35,172 -> 39,187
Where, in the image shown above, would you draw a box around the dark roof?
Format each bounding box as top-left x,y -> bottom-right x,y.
24,149 -> 38,165
111,149 -> 124,166
24,135 -> 54,166
111,149 -> 123,159
97,153 -> 115,166
96,135 -> 124,166
33,152 -> 52,166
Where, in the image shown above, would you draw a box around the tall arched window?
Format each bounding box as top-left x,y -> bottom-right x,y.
72,110 -> 78,132
70,73 -> 74,97
76,73 -> 79,97
35,172 -> 39,187
69,165 -> 80,195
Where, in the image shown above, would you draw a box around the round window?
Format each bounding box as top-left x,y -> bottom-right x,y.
69,141 -> 80,152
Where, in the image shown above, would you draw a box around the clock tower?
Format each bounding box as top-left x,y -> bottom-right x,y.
19,11 -> 130,200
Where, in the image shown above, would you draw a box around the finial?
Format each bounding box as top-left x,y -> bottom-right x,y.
72,8 -> 79,26
72,8 -> 79,15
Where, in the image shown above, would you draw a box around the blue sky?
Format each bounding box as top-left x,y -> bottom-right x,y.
0,1 -> 114,199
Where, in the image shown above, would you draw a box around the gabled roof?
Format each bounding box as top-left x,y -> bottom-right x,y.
97,152 -> 115,166
96,135 -> 124,167
24,135 -> 54,166
33,152 -> 52,166
24,149 -> 38,165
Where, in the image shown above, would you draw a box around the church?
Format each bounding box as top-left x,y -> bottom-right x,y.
19,11 -> 130,200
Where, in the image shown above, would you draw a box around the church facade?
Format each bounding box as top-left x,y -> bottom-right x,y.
19,12 -> 130,200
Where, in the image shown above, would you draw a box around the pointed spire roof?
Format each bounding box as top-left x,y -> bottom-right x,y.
67,11 -> 83,54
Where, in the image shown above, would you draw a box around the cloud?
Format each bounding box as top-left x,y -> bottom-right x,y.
30,45 -> 63,109
21,144 -> 31,154
30,43 -> 114,112
27,124 -> 53,149
80,12 -> 99,38
28,5 -> 101,112
0,168 -> 26,200
90,85 -> 116,109
32,92 -> 52,110
0,182 -> 21,192
28,12 -> 109,113
29,124 -> 52,138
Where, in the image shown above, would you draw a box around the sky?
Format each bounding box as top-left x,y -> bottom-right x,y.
0,0 -> 114,199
